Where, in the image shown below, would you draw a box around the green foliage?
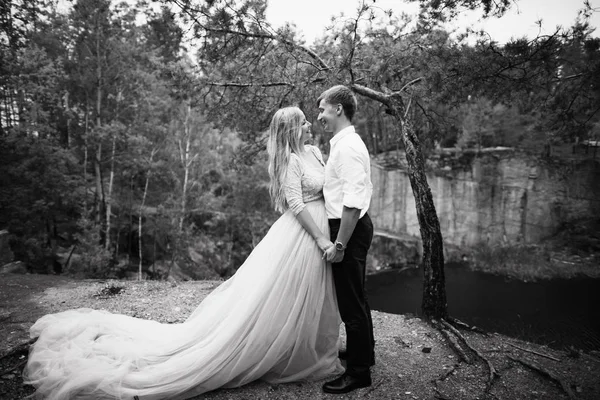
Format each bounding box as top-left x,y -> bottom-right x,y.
0,132 -> 84,237
457,97 -> 533,149
184,154 -> 278,278
69,216 -> 112,277
144,6 -> 184,63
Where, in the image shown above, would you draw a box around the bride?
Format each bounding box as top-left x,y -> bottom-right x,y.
24,106 -> 343,399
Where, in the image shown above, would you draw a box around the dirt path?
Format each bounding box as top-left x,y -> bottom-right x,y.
1,274 -> 599,400
0,274 -> 79,354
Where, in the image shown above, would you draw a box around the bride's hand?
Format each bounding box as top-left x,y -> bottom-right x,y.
323,245 -> 337,262
316,237 -> 334,253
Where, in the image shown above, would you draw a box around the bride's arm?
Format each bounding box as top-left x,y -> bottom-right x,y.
284,155 -> 333,253
294,209 -> 333,253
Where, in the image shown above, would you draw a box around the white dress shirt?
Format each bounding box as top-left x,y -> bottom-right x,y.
323,126 -> 373,219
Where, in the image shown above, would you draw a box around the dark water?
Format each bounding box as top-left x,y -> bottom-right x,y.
366,265 -> 600,351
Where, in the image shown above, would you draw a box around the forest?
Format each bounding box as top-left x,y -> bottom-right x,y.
1,0 -> 599,284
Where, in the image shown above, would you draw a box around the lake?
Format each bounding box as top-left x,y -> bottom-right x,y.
366,264 -> 600,351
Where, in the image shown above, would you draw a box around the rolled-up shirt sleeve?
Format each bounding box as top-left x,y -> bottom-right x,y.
283,154 -> 306,215
336,146 -> 369,210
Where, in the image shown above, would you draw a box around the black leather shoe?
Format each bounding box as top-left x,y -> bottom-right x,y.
322,373 -> 372,394
338,350 -> 375,366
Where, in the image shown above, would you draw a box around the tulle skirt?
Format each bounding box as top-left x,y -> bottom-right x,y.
24,199 -> 343,399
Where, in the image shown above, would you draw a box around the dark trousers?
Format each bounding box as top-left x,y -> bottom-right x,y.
329,213 -> 375,377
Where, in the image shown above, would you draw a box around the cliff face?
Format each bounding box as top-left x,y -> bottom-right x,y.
369,150 -> 600,249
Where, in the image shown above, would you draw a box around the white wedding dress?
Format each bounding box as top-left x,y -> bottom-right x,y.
24,146 -> 343,399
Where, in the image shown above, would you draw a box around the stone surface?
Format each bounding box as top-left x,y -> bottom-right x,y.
370,151 -> 600,249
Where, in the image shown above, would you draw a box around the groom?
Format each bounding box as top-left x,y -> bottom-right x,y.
319,85 -> 375,394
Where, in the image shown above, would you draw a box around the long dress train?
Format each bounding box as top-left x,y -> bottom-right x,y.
23,147 -> 343,399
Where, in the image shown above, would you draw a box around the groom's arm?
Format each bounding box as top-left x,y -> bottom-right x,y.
325,206 -> 360,263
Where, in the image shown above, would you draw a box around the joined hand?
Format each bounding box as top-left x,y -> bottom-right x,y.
331,248 -> 344,263
316,237 -> 334,253
322,246 -> 344,262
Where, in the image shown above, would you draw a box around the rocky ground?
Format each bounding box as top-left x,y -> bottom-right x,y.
1,274 -> 599,400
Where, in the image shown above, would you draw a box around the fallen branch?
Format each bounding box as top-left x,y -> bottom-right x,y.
507,355 -> 576,399
0,338 -> 35,363
507,342 -> 560,362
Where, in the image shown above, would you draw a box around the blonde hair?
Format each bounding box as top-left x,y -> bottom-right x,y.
267,106 -> 305,213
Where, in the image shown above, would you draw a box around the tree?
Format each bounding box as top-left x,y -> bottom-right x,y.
145,5 -> 184,63
0,131 -> 85,272
0,0 -> 48,132
442,1 -> 598,149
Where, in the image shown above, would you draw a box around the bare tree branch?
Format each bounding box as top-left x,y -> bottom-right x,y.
167,0 -> 332,72
208,28 -> 332,71
398,77 -> 424,94
345,2 -> 370,82
404,96 -> 414,119
350,83 -> 390,105
207,81 -> 295,88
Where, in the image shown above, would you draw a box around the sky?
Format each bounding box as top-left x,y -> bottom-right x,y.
265,0 -> 600,44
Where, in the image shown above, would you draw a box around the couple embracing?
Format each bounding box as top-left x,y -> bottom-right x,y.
24,85 -> 375,399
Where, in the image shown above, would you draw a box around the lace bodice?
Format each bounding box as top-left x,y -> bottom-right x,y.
283,145 -> 326,215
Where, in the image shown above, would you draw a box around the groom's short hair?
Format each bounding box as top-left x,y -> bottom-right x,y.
317,85 -> 357,122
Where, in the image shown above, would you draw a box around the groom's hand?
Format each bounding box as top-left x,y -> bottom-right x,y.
331,249 -> 344,263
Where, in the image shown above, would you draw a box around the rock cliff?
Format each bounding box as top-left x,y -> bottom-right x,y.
370,149 -> 600,250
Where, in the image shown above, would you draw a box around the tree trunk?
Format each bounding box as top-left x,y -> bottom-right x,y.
128,176 -> 133,261
138,175 -> 149,281
17,88 -> 25,126
10,88 -> 17,128
392,108 -> 447,319
351,84 -> 448,320
64,91 -> 71,147
83,109 -> 89,214
106,91 -> 123,249
2,86 -> 13,129
94,143 -> 104,230
152,233 -> 157,277
105,134 -> 116,250
138,149 -> 156,281
179,104 -> 192,233
94,21 -> 105,240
